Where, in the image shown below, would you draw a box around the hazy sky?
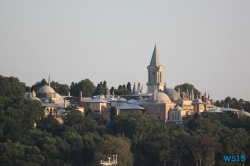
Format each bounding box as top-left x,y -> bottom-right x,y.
0,1 -> 249,101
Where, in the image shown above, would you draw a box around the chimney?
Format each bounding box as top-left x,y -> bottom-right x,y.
68,91 -> 70,97
79,91 -> 83,103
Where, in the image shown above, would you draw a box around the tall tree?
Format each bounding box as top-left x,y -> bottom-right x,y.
186,133 -> 220,166
174,83 -> 200,98
92,81 -> 108,96
93,135 -> 134,166
70,79 -> 96,97
126,82 -> 132,93
0,75 -> 25,98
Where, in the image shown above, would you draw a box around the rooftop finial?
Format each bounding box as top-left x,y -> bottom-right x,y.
48,73 -> 51,87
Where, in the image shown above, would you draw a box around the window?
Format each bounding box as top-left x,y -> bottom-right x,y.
157,113 -> 160,119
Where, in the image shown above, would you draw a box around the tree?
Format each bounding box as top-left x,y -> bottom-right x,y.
93,135 -> 133,166
70,79 -> 96,97
31,79 -> 47,92
0,75 -> 25,98
66,99 -> 79,112
110,87 -> 115,96
50,81 -> 69,96
63,111 -> 97,136
126,82 -> 132,93
214,97 -> 244,110
114,88 -> 131,95
167,126 -> 190,166
108,112 -> 163,165
174,83 -> 200,98
186,133 -> 220,166
110,107 -> 117,120
92,82 -> 108,96
0,140 -> 25,165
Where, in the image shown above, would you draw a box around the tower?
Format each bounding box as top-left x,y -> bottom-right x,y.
146,44 -> 165,93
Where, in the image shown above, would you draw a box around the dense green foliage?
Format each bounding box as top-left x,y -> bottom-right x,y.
1,75 -> 250,165
92,81 -> 108,96
70,79 -> 96,97
214,96 -> 250,112
0,75 -> 25,98
174,83 -> 200,98
110,82 -> 132,96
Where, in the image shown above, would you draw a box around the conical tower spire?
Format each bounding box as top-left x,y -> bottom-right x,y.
149,44 -> 161,66
132,81 -> 136,95
137,82 -> 140,94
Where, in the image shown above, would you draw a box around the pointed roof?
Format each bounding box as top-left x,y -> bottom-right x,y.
48,73 -> 51,87
204,90 -> 207,98
149,44 -> 162,67
132,81 -> 136,95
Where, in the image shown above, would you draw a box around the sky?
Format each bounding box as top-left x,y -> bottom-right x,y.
0,1 -> 250,101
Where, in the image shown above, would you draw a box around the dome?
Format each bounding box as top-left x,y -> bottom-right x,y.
164,88 -> 180,101
148,91 -> 171,103
193,98 -> 202,103
37,85 -> 55,93
55,93 -> 62,98
239,109 -> 250,117
117,98 -> 127,102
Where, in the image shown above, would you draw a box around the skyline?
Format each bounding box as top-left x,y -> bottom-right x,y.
0,1 -> 250,101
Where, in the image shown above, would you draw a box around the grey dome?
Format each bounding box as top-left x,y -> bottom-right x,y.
36,85 -> 56,98
164,88 -> 180,101
148,91 -> 171,103
55,93 -> 62,98
37,85 -> 55,93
